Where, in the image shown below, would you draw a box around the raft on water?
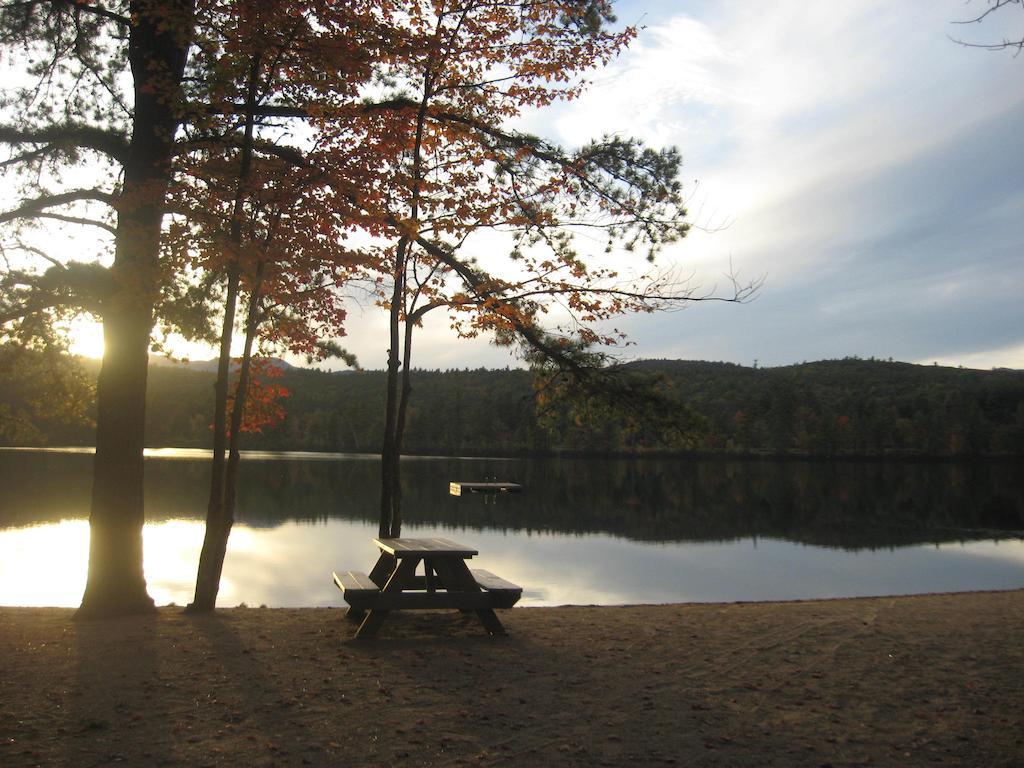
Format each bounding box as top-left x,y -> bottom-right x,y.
449,481 -> 523,496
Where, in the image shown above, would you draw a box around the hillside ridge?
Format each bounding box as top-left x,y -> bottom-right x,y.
43,356 -> 1024,458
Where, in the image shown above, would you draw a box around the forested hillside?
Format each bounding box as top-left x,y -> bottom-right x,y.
637,359 -> 1024,457
10,357 -> 1024,457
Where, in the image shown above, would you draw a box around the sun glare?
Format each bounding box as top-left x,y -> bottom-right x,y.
142,520 -> 207,606
64,316 -> 221,363
0,519 -> 224,607
66,317 -> 105,360
0,521 -> 89,607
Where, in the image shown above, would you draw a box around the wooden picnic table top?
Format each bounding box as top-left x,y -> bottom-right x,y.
373,537 -> 479,558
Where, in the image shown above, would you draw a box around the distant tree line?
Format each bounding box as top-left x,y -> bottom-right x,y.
10,356 -> 1024,458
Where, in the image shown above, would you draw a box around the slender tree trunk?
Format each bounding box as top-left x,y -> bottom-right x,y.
209,266 -> 239,507
225,275 -> 264,517
223,336 -> 256,521
191,274 -> 263,610
388,313 -> 417,537
188,52 -> 261,612
379,238 -> 408,537
77,0 -> 195,619
188,266 -> 239,611
379,64 -> 434,538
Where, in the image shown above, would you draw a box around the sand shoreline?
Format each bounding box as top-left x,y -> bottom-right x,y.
2,590 -> 1023,767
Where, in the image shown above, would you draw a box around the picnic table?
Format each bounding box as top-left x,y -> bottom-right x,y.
333,537 -> 522,638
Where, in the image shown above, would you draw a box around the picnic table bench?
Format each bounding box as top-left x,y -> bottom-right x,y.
333,537 -> 522,638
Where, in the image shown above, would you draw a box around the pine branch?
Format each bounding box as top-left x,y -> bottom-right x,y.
33,211 -> 117,234
0,0 -> 130,26
0,124 -> 130,164
0,188 -> 117,225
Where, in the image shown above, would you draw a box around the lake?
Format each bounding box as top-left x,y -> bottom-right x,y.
1,448 -> 1022,608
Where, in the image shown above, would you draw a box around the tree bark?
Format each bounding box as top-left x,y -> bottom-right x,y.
187,265 -> 239,612
190,275 -> 261,611
224,275 -> 264,521
189,52 -> 261,612
379,239 -> 408,537
379,64 -> 432,538
77,0 -> 196,619
78,297 -> 154,617
388,311 -> 417,537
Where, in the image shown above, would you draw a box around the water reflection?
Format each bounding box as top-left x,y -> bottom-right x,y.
3,449 -> 1021,547
0,449 -> 1022,607
3,518 -> 1022,609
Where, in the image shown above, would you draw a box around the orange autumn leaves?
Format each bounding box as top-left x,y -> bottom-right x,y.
164,2 -> 690,434
224,358 -> 288,434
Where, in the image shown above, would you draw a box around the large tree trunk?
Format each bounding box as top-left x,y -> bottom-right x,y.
77,0 -> 196,619
78,299 -> 154,616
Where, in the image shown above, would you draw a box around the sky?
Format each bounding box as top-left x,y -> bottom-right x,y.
66,0 -> 1024,371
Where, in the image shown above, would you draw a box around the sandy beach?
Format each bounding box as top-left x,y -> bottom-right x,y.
1,590 -> 1022,767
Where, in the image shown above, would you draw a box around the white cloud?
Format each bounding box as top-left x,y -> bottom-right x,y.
544,4 -> 1017,239
918,343 -> 1024,371
507,1 -> 1023,370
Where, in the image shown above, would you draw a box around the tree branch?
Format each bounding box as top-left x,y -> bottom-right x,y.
2,242 -> 65,270
176,133 -> 312,175
65,0 -> 131,26
0,0 -> 131,25
34,212 -> 117,234
0,124 -> 130,164
0,144 -> 60,170
0,260 -> 111,323
950,0 -> 1024,53
0,188 -> 117,226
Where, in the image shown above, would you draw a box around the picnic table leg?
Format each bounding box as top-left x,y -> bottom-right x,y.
368,552 -> 396,588
430,558 -> 506,636
473,606 -> 506,635
355,556 -> 420,639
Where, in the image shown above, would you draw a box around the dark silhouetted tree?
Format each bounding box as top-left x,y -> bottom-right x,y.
0,0 -> 196,617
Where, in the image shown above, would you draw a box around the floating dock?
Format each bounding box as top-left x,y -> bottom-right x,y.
449,481 -> 523,496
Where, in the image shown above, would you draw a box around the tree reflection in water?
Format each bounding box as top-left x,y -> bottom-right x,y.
1,450 -> 1022,550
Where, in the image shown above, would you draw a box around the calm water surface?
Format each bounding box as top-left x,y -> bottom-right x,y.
1,448 -> 1022,607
